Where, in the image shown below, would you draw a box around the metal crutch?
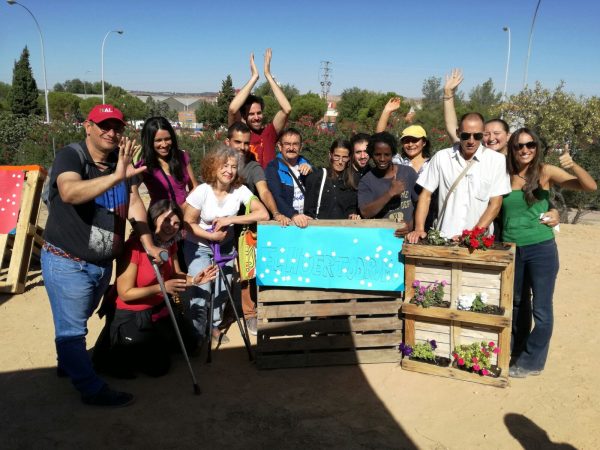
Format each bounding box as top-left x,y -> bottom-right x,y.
131,220 -> 201,395
208,240 -> 254,361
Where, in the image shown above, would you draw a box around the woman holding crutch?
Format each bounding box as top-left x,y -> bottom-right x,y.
95,200 -> 217,379
183,144 -> 269,346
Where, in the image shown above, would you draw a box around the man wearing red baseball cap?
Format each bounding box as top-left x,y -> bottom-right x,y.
42,104 -> 160,407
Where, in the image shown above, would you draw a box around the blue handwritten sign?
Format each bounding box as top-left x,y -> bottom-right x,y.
256,224 -> 404,291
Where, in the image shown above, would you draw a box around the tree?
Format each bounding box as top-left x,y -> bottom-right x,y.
47,92 -> 81,121
290,93 -> 327,121
421,76 -> 443,110
468,78 -> 501,119
8,46 -> 40,116
79,97 -> 103,117
0,82 -> 11,111
105,86 -> 148,120
53,82 -> 65,92
195,101 -> 220,129
216,75 -> 236,125
253,81 -> 299,102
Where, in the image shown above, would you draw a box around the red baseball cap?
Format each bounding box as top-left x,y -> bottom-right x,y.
87,104 -> 126,125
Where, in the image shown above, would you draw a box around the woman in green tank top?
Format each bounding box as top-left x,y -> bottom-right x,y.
503,128 -> 596,378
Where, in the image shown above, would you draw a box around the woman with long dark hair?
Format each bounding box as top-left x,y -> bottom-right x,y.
304,139 -> 361,220
503,128 -> 596,378
136,116 -> 198,206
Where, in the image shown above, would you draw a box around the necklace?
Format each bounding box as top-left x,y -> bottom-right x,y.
516,173 -> 527,182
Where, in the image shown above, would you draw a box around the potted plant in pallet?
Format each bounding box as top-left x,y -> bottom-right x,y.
399,339 -> 451,367
457,292 -> 505,316
452,341 -> 502,377
409,280 -> 450,308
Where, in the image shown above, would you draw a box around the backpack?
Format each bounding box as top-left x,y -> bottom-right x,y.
41,143 -> 90,211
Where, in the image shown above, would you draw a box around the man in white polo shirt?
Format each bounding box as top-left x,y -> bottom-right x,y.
406,112 -> 511,243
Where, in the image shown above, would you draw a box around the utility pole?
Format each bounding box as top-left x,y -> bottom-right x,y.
319,60 -> 332,100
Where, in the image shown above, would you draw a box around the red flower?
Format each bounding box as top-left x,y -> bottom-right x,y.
457,358 -> 465,366
473,364 -> 481,372
462,229 -> 470,238
493,347 -> 500,354
473,227 -> 485,237
488,341 -> 495,348
452,353 -> 458,359
482,368 -> 489,376
472,357 -> 478,363
470,238 -> 480,249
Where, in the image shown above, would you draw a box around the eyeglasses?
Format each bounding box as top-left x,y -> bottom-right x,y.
281,142 -> 301,148
91,121 -> 124,135
517,141 -> 537,150
331,155 -> 350,161
459,132 -> 484,141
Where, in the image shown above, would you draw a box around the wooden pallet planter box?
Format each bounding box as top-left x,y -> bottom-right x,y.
256,287 -> 403,369
401,242 -> 515,387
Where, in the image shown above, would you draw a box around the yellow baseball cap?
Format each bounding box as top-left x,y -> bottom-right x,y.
401,125 -> 427,139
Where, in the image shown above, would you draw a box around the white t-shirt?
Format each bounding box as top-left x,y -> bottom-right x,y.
417,144 -> 511,238
290,165 -> 305,214
185,183 -> 253,246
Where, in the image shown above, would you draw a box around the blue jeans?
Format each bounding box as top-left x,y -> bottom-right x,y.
41,248 -> 112,396
512,239 -> 559,371
183,241 -> 235,338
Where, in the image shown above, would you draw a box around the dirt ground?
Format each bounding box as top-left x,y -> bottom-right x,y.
1,223 -> 599,449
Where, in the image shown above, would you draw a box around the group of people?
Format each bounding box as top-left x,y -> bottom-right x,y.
41,54 -> 597,408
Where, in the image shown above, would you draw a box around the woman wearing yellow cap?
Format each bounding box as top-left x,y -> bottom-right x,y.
376,97 -> 430,174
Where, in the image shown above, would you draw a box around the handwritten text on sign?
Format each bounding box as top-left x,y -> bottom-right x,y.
256,225 -> 404,291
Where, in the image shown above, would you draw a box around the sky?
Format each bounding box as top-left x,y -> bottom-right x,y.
1,0 -> 599,99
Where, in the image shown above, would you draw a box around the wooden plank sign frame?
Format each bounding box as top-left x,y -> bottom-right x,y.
256,220 -> 404,369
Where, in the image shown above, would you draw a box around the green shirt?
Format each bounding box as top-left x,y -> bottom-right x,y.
502,189 -> 554,247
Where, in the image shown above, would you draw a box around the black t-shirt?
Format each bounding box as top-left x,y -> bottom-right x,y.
44,141 -> 130,264
357,164 -> 419,222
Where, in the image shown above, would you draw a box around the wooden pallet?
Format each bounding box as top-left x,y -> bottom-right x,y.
400,242 -> 515,387
256,287 -> 403,369
0,166 -> 46,294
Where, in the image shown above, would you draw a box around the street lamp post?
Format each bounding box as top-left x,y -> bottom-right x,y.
7,0 -> 50,123
502,26 -> 511,102
101,29 -> 124,103
523,0 -> 542,89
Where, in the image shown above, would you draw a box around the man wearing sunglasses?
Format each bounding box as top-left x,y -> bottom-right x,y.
407,112 -> 510,243
42,104 -> 160,407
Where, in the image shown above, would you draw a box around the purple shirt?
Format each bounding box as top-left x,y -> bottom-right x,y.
141,151 -> 191,205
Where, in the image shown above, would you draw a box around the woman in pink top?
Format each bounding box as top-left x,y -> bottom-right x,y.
136,116 -> 198,207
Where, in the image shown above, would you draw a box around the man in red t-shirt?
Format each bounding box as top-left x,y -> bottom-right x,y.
228,49 -> 292,169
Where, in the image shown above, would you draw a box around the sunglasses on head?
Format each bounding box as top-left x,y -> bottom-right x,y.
517,141 -> 537,150
459,132 -> 484,141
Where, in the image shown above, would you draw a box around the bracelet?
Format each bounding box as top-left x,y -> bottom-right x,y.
443,95 -> 454,100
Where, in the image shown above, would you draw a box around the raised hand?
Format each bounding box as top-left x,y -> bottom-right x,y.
250,52 -> 259,80
559,144 -> 575,170
384,97 -> 402,113
264,48 -> 272,77
116,137 -> 146,181
444,68 -> 464,95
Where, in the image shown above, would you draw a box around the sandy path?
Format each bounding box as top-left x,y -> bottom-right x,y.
1,224 -> 599,449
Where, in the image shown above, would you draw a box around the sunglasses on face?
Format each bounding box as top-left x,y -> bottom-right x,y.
459,132 -> 484,141
401,137 -> 422,144
517,141 -> 537,150
92,121 -> 124,135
